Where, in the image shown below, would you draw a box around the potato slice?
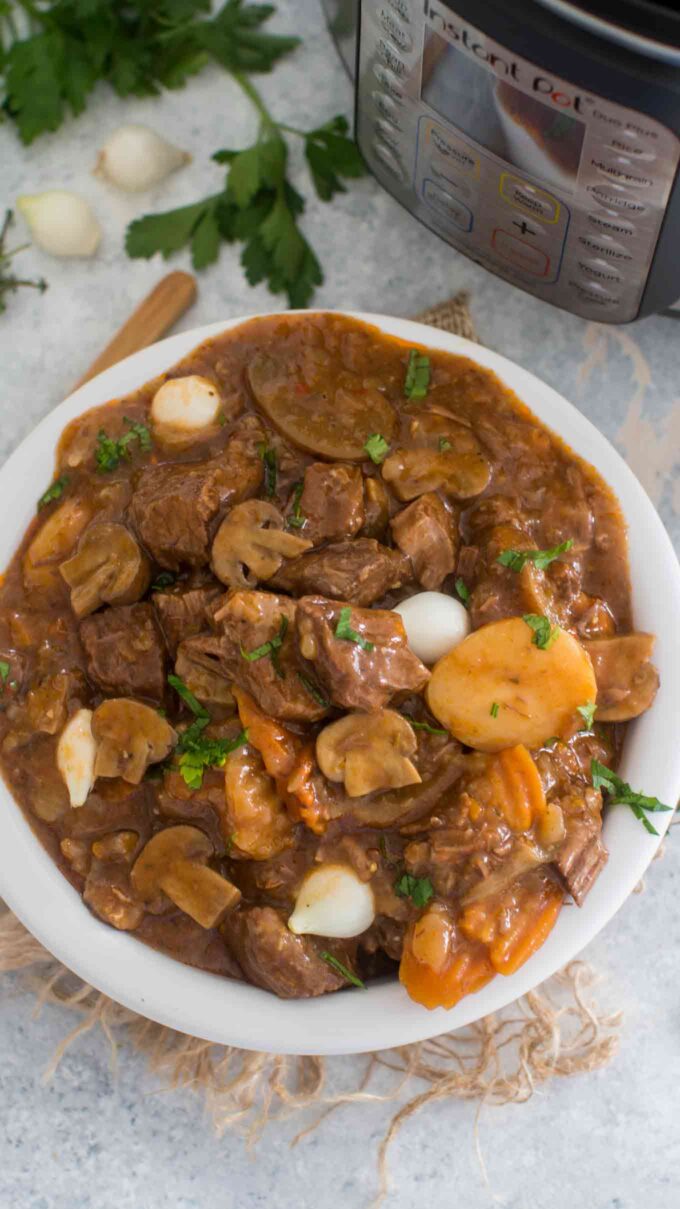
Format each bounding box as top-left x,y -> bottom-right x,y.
248,351 -> 396,460
426,616 -> 596,752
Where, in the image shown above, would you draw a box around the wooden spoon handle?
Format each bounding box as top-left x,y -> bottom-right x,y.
73,270 -> 197,391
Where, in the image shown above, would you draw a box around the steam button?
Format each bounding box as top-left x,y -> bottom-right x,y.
588,211 -> 636,238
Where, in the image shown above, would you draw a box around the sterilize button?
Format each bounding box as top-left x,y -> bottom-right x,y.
372,139 -> 407,182
379,9 -> 413,51
577,258 -> 623,287
578,232 -> 633,262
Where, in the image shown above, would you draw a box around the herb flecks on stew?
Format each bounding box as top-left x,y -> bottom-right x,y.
0,312 -> 659,1009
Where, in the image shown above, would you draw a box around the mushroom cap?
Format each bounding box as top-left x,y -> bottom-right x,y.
131,824 -> 213,900
60,521 -> 150,617
92,698 -> 176,784
316,708 -> 421,798
211,499 -> 312,588
584,632 -> 659,721
131,825 -> 241,928
382,444 -> 491,501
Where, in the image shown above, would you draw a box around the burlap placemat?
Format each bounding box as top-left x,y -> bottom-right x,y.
0,293 -> 625,1204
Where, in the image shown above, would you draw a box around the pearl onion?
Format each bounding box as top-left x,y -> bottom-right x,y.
151,376 -> 221,432
288,865 -> 375,939
57,709 -> 96,808
394,590 -> 471,665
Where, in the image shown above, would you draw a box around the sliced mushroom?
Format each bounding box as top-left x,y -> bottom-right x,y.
584,632 -> 659,721
24,495 -> 93,591
60,522 -> 151,617
91,699 -> 177,785
57,708 -> 96,807
151,375 -> 222,436
131,824 -> 241,929
288,864 -> 375,938
316,709 -> 422,798
224,745 -> 295,860
211,500 -> 312,588
382,444 -> 491,502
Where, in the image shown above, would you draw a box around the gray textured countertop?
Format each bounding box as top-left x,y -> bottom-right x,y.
1,4 -> 679,1207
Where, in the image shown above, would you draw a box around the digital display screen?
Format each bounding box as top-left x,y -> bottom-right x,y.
420,29 -> 585,192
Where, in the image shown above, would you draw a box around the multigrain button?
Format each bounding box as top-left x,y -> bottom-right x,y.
379,8 -> 412,51
578,233 -> 633,262
588,183 -> 646,215
588,211 -> 636,238
591,157 -> 653,188
577,258 -> 623,287
373,63 -> 405,100
372,139 -> 407,182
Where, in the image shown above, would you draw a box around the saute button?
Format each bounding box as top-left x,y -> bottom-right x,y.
577,258 -> 623,287
373,139 -> 407,182
373,64 -> 405,101
379,8 -> 413,51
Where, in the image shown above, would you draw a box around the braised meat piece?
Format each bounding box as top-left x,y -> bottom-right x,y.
153,585 -> 222,657
129,416 -> 264,569
223,906 -> 347,998
80,603 -> 166,702
553,789 -> 608,905
295,462 -> 365,545
271,538 -> 410,606
182,590 -> 327,722
390,493 -> 458,590
296,595 -> 430,711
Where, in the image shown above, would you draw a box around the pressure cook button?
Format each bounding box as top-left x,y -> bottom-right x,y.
591,157 -> 653,188
372,139 -> 407,182
578,233 -> 633,262
371,91 -> 403,124
377,38 -> 407,75
588,211 -> 636,238
379,8 -> 412,51
588,183 -> 646,215
577,258 -> 623,287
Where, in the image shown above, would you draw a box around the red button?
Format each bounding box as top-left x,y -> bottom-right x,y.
491,229 -> 550,277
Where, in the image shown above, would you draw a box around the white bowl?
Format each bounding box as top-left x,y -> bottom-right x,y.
1,312 -> 679,1056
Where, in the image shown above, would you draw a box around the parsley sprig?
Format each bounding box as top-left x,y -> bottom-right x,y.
404,350 -> 430,400
577,701 -> 596,731
37,473 -> 69,510
0,209 -> 47,314
498,539 -> 574,573
591,759 -> 671,836
240,614 -> 289,677
402,715 -> 447,736
258,441 -> 277,498
523,613 -> 559,650
287,480 -> 306,529
363,433 -> 389,464
334,607 -> 374,652
320,952 -> 366,990
168,673 -> 248,789
395,873 -> 434,908
454,577 -> 470,606
95,419 -> 151,473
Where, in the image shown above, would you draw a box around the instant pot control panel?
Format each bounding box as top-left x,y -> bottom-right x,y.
356,1 -> 680,321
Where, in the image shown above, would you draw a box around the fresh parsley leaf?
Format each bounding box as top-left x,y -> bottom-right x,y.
0,660 -> 10,685
303,114 -> 365,201
454,576 -> 470,606
319,952 -> 366,989
152,572 -> 177,592
591,759 -> 671,836
168,672 -> 209,720
287,480 -> 306,529
363,433 -> 389,464
577,701 -> 596,731
125,195 -> 225,270
395,873 -> 434,908
523,613 -> 559,650
498,539 -> 574,573
37,474 -> 69,511
490,702 -> 499,718
438,437 -> 452,452
240,615 -> 289,677
334,606 -> 374,652
95,419 -> 151,473
258,441 -> 278,498
0,209 -> 47,314
177,727 -> 249,790
297,672 -> 329,709
404,349 -> 430,400
403,716 -> 447,736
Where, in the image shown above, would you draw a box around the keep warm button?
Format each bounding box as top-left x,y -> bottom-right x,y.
491,229 -> 550,277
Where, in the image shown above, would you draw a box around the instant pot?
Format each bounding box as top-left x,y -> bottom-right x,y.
322,0 -> 680,322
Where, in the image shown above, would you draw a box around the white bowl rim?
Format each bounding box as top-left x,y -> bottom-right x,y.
0,309 -> 678,1056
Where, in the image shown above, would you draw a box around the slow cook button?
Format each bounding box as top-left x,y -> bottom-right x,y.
372,139 -> 407,182
373,63 -> 405,101
578,232 -> 633,262
379,8 -> 413,51
591,157 -> 653,188
423,180 -> 473,231
577,258 -> 623,288
588,211 -> 636,238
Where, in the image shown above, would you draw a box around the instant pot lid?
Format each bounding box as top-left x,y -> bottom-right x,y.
536,0 -> 680,62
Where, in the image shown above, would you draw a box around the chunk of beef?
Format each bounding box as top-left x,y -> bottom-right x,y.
295,462 -> 365,545
222,906 -> 347,998
553,790 -> 607,905
153,586 -> 222,657
129,416 -> 264,569
271,538 -> 410,606
80,603 -> 166,702
390,493 -> 458,590
296,595 -> 430,711
182,590 -> 327,722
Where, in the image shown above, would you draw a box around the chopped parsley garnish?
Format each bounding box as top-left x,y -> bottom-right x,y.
577,701 -> 596,731
287,480 -> 306,529
297,672 -> 330,709
258,442 -> 278,498
404,349 -> 430,400
151,571 -> 176,592
454,577 -> 470,606
334,606 -> 374,652
498,539 -> 574,573
490,702 -> 499,719
169,672 -> 248,789
363,433 -> 389,464
95,419 -> 151,473
37,474 -> 69,511
591,759 -> 671,836
395,873 -> 434,908
523,613 -> 559,650
320,952 -> 366,989
240,615 -> 289,677
0,660 -> 10,686
403,715 -> 447,736
168,673 -> 208,720
438,437 -> 452,453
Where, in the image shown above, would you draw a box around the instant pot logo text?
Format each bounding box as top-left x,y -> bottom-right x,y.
423,2 -> 594,114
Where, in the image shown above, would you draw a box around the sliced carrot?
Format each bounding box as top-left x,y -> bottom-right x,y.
234,687 -> 300,778
488,743 -> 546,832
460,869 -> 563,976
399,905 -> 495,1010
281,744 -> 327,835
